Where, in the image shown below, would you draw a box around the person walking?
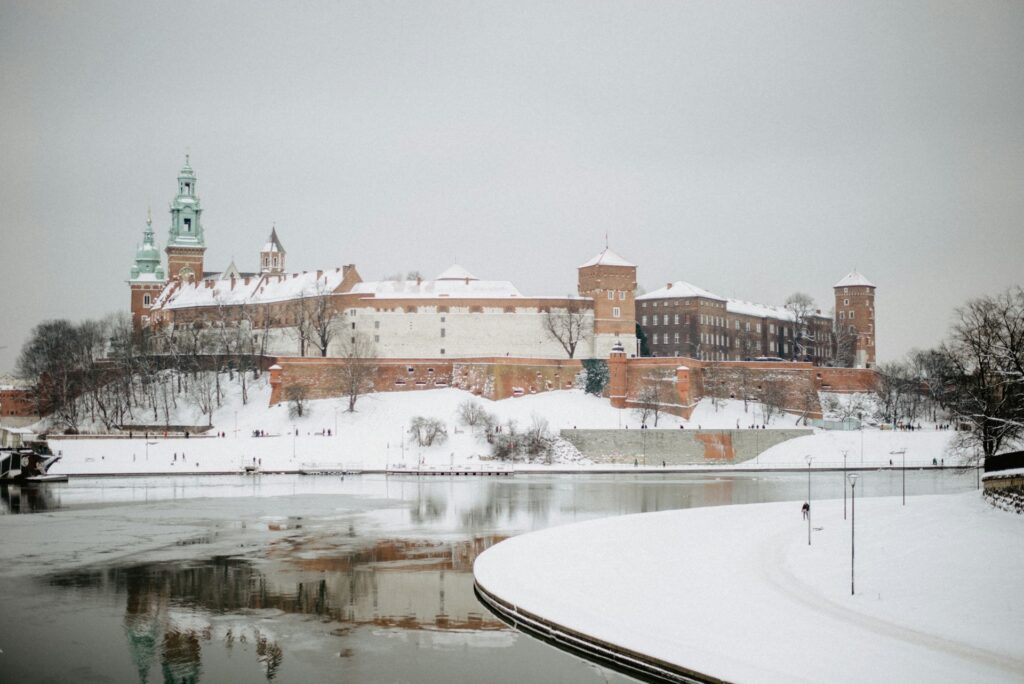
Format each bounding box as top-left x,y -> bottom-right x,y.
801,502 -> 810,520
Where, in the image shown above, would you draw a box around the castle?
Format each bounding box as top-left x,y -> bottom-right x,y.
129,159 -> 876,369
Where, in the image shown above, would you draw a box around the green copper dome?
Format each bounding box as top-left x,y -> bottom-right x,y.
130,210 -> 166,282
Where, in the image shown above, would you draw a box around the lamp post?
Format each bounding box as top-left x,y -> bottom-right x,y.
334,406 -> 339,437
842,450 -> 848,520
847,473 -> 859,595
890,448 -> 906,505
805,454 -> 812,546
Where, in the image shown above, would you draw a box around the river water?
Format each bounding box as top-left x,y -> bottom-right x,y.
0,470 -> 975,683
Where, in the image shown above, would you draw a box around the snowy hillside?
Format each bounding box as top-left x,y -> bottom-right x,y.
47,377 -> 959,475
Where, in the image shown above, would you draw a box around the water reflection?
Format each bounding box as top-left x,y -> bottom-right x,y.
48,534 -> 505,683
0,483 -> 62,513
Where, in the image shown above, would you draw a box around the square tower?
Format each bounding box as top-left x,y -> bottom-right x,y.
578,247 -> 638,358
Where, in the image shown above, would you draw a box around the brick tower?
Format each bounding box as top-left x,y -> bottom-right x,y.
164,155 -> 206,282
128,209 -> 166,331
833,270 -> 876,368
578,247 -> 638,358
260,225 -> 286,274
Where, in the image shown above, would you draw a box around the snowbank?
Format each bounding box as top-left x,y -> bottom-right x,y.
474,493 -> 1024,683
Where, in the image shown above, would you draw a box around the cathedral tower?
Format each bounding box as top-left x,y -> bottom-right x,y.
165,155 -> 206,281
128,209 -> 166,331
833,270 -> 876,368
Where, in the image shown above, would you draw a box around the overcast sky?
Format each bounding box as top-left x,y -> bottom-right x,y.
2,0 -> 1022,372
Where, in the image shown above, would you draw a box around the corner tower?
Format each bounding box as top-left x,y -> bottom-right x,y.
128,209 -> 166,331
578,247 -> 638,358
165,156 -> 206,281
833,270 -> 876,368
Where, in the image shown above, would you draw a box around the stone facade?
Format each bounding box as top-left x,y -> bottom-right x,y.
560,428 -> 813,465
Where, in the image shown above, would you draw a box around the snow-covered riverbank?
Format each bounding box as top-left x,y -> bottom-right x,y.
45,379 -> 959,476
474,492 -> 1024,683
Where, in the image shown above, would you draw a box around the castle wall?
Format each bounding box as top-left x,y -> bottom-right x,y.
268,356 -> 583,405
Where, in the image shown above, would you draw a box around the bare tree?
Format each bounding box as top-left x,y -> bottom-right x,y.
632,372 -> 673,426
409,416 -> 448,446
304,277 -> 342,357
760,380 -> 787,424
784,292 -> 816,361
456,399 -> 489,429
544,300 -> 592,359
935,288 -> 1024,464
831,319 -> 859,368
333,333 -> 378,411
286,384 -> 308,419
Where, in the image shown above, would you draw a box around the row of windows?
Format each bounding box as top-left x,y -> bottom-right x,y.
606,290 -> 628,300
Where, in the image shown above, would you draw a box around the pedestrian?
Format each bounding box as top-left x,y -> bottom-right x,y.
801,502 -> 810,520
633,458 -> 638,467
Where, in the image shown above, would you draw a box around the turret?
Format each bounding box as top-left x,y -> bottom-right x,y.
128,209 -> 166,331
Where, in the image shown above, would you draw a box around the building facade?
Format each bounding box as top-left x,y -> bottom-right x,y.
133,161 -> 638,360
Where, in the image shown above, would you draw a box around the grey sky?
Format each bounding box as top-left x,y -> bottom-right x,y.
2,0 -> 1022,372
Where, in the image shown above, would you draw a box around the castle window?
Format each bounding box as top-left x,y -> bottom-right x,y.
374,335 -> 379,343
674,314 -> 679,325
849,311 -> 855,319
839,311 -> 845,320
641,315 -> 647,326
843,298 -> 849,306
612,307 -> 621,318
607,291 -> 614,300
441,328 -> 446,337
440,348 -> 445,354
674,332 -> 679,343
143,294 -> 151,307
374,321 -> 380,329
618,291 -> 625,300
184,218 -> 192,232
844,287 -> 849,294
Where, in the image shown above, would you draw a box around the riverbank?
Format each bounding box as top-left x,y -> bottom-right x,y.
474,492 -> 1024,683
43,384 -> 959,477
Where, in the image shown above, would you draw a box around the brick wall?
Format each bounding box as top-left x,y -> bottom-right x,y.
560,428 -> 812,464
269,356 -> 583,405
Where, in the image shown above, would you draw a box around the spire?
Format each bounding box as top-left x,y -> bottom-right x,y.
261,225 -> 286,274
130,210 -> 165,282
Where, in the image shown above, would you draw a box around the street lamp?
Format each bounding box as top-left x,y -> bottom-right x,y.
890,448 -> 906,505
842,450 -> 848,520
847,473 -> 859,595
805,454 -> 812,546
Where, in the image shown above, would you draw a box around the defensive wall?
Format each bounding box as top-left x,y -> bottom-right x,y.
608,351 -> 878,420
266,352 -> 877,417
560,428 -> 812,465
269,356 -> 583,404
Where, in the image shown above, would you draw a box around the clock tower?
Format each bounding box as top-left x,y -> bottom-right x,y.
165,155 -> 206,281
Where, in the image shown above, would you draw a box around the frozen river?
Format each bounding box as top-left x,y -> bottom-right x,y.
0,470 -> 976,683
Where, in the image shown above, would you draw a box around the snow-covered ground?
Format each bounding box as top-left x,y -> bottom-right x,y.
47,377 -> 961,475
474,492 -> 1024,683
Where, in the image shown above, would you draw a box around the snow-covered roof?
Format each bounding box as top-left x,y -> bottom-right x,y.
637,281 -> 726,302
435,264 -> 478,281
153,268 -> 350,310
639,282 -> 830,321
351,277 -> 522,299
579,248 -> 635,269
262,227 -> 286,254
834,270 -> 874,288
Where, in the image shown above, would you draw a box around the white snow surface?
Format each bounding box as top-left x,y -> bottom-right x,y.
47,380 -> 960,475
834,270 -> 876,288
578,247 -> 635,268
474,492 -> 1024,683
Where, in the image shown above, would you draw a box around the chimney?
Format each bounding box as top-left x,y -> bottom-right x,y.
244,276 -> 250,286
666,282 -> 672,289
317,270 -> 323,279
417,275 -> 422,286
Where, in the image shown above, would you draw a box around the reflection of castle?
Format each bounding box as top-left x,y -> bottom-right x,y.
49,535 -> 505,682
